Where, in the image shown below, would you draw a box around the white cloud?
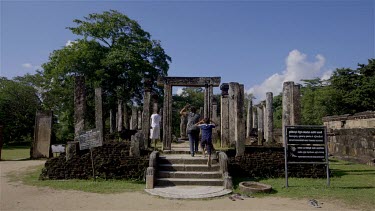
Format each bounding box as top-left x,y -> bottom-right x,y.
247,49 -> 328,102
176,88 -> 184,96
22,63 -> 40,69
65,40 -> 76,47
321,70 -> 333,80
22,63 -> 33,68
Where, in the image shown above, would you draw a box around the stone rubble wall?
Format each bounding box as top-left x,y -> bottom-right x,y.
323,111 -> 375,164
40,141 -> 149,180
227,147 -> 327,178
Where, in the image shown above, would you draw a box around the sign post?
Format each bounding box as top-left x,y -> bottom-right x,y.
284,125 -> 330,187
77,129 -> 103,179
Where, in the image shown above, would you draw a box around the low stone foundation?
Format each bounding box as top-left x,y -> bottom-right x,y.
40,141 -> 149,180
227,146 -> 327,178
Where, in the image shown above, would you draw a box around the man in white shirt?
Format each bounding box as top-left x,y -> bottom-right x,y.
150,108 -> 161,150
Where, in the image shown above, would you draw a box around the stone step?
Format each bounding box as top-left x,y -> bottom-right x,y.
158,164 -> 220,172
158,156 -> 218,165
156,178 -> 224,186
157,171 -> 222,179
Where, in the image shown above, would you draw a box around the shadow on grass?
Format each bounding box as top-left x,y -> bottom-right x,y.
332,169 -> 375,177
2,145 -> 30,150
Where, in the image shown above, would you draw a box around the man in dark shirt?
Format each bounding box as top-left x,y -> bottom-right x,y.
180,104 -> 200,157
196,118 -> 216,166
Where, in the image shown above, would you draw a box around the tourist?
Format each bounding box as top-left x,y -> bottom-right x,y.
196,118 -> 216,167
150,108 -> 161,150
180,104 -> 200,157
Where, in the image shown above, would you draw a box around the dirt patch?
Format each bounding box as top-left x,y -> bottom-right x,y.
0,160 -> 355,210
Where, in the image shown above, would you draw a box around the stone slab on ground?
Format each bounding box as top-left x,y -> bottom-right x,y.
145,185 -> 232,199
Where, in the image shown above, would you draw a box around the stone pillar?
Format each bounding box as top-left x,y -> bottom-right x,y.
180,114 -> 187,140
282,81 -> 301,145
123,104 -> 129,130
138,110 -> 142,130
246,99 -> 253,138
117,100 -> 123,132
162,84 -> 172,150
252,106 -> 257,129
110,109 -> 116,133
74,76 -> 85,138
95,88 -> 104,142
209,85 -> 214,120
204,84 -> 209,119
257,105 -> 264,145
265,92 -> 273,143
32,111 -> 53,158
212,98 -> 218,142
292,84 -> 302,125
142,78 -> 152,149
220,83 -> 229,147
130,107 -> 137,130
236,84 -> 245,156
228,82 -> 238,147
262,101 -> 267,141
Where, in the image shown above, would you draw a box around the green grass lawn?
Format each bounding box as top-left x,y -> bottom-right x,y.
233,158 -> 375,210
9,165 -> 145,194
1,145 -> 30,160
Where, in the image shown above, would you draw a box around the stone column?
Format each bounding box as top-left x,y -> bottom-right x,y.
162,84 -> 172,150
252,106 -> 257,129
236,84 -> 245,156
110,109 -> 116,133
180,114 -> 187,140
32,111 -> 53,158
292,84 -> 302,125
228,82 -> 238,147
117,100 -> 123,132
74,76 -> 85,138
138,110 -> 142,130
257,105 -> 264,145
262,101 -> 267,141
204,84 -> 209,119
142,78 -> 152,149
265,92 -> 273,143
282,81 -> 301,145
209,85 -> 214,120
212,98 -> 218,142
123,104 -> 129,130
130,107 -> 137,130
95,88 -> 104,143
246,98 -> 253,138
220,83 -> 229,147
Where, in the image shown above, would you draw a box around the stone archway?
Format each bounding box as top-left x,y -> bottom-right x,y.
157,77 -> 221,151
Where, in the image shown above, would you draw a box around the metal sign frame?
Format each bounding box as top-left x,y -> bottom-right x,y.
284,125 -> 330,187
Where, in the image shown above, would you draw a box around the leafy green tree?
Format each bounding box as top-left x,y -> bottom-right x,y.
329,59 -> 375,114
272,94 -> 283,128
41,10 -> 171,141
0,77 -> 41,143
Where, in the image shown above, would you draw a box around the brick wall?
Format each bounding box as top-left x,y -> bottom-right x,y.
226,146 -> 327,178
323,112 -> 375,164
40,141 -> 149,180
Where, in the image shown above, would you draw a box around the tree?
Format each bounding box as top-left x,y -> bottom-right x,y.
41,10 -> 171,141
0,77 -> 41,143
329,59 -> 375,114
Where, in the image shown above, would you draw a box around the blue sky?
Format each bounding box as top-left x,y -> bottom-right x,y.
1,0 -> 374,100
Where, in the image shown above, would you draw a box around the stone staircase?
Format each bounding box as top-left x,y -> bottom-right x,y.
145,141 -> 233,199
156,154 -> 223,186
